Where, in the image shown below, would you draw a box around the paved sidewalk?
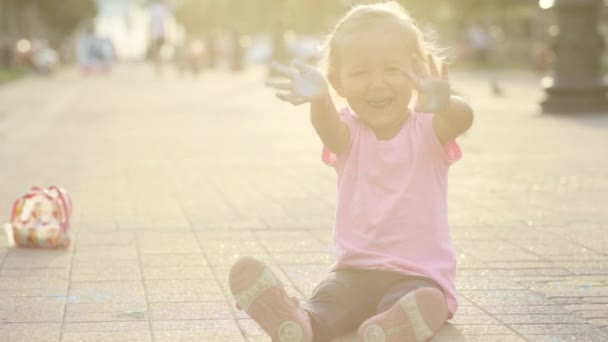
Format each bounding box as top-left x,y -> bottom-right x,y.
0,65 -> 607,341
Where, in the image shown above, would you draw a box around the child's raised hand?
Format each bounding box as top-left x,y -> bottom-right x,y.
265,60 -> 329,106
402,54 -> 451,114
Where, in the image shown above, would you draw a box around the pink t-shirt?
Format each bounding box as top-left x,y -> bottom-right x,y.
322,107 -> 462,318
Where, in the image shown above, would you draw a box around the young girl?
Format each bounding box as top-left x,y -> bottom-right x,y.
229,2 -> 473,342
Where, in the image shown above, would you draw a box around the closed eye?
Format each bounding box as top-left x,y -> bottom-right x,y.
350,70 -> 368,77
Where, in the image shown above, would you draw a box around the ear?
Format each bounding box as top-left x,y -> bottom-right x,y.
328,72 -> 345,98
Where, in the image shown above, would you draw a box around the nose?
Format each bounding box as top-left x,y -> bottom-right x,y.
368,71 -> 387,90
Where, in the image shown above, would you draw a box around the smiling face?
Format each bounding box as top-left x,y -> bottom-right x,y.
329,24 -> 417,136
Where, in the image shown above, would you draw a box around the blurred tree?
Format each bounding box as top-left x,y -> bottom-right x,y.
36,0 -> 97,39
174,0 -> 208,36
174,0 -> 220,67
2,0 -> 40,38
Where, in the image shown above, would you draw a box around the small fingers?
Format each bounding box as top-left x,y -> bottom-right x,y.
401,68 -> 424,90
271,61 -> 298,79
428,54 -> 440,78
413,54 -> 430,80
291,59 -> 316,74
265,79 -> 293,91
441,63 -> 449,80
275,92 -> 307,105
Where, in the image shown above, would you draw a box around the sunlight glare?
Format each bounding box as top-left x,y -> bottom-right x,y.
16,39 -> 31,53
539,0 -> 555,9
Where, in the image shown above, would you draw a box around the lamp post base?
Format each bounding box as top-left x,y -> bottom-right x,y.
541,0 -> 608,114
542,83 -> 608,114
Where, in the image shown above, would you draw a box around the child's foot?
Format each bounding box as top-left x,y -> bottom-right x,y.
357,287 -> 448,342
229,256 -> 312,342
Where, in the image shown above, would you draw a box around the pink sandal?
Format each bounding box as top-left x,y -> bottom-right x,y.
358,289 -> 446,342
229,256 -> 313,342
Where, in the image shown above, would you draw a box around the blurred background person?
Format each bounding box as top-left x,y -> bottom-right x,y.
147,0 -> 170,76
77,22 -> 115,75
466,20 -> 491,67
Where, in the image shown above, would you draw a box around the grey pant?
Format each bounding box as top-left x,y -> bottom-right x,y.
303,268 -> 440,342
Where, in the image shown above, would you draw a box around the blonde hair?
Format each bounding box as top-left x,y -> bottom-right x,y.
320,1 -> 441,78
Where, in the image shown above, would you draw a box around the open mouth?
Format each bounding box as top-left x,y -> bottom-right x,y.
366,98 -> 392,108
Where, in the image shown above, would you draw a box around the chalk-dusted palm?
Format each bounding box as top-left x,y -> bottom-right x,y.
403,54 -> 451,114
265,61 -> 330,106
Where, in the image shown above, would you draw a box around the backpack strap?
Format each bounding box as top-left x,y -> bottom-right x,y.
11,187 -> 44,223
48,186 -> 71,233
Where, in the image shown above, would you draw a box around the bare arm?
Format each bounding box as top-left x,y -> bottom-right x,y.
266,61 -> 350,155
432,96 -> 474,144
310,94 -> 350,155
408,55 -> 474,144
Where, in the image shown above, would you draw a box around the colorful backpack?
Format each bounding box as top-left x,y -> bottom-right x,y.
10,186 -> 72,248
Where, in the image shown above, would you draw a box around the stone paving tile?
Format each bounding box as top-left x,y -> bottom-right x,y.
64,302 -> 148,322
136,232 -> 202,254
201,240 -> 275,266
70,220 -> 119,232
581,297 -> 608,304
72,245 -> 139,263
483,305 -> 572,315
456,304 -> 487,315
529,281 -> 608,298
588,318 -> 608,328
139,253 -> 208,267
0,276 -> 68,293
460,268 -> 573,278
1,67 -> 608,341
510,323 -> 608,336
451,226 -> 549,241
193,218 -> 269,231
144,279 -> 224,302
496,314 -> 588,325
439,334 -> 527,341
194,230 -> 257,241
461,290 -> 557,306
271,252 -> 333,265
0,249 -> 7,265
1,249 -> 72,269
75,231 -> 136,246
455,254 -> 490,269
552,298 -> 589,307
515,239 -> 607,261
457,242 -> 542,262
483,261 -> 562,269
148,301 -> 233,320
0,323 -> 61,342
308,229 -> 334,246
70,261 -> 142,282
0,288 -> 68,298
0,267 -> 69,279
151,320 -> 244,341
253,230 -> 319,241
61,321 -> 151,342
448,314 -> 503,325
0,297 -> 64,322
457,275 -> 526,291
526,336 -> 608,342
118,221 -> 193,231
437,323 -> 515,335
564,303 -> 608,312
260,238 -> 331,254
578,311 -> 608,319
559,262 -> 608,276
142,265 -> 215,280
68,281 -> 146,304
